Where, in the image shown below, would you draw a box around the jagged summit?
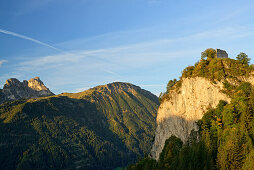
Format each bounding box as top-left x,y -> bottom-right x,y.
4,78 -> 23,88
26,77 -> 50,91
0,77 -> 54,104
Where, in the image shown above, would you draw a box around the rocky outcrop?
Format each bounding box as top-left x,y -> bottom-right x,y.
0,77 -> 54,104
150,77 -> 231,160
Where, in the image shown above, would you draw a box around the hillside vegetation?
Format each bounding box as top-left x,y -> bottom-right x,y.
0,82 -> 159,170
130,49 -> 254,170
130,83 -> 254,170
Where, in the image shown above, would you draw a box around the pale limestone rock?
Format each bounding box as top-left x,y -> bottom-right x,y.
150,77 -> 230,160
27,77 -> 48,91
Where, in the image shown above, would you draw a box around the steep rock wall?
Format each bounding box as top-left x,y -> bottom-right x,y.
150,77 -> 230,160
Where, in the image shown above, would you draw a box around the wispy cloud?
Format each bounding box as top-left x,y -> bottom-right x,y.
0,60 -> 7,67
3,25 -> 253,94
215,3 -> 254,24
0,28 -> 62,51
16,26 -> 252,71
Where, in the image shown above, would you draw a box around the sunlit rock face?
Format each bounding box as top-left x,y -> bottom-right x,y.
0,77 -> 54,103
150,77 -> 230,160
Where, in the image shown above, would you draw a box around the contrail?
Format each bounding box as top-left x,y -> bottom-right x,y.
0,28 -> 62,51
0,28 -> 120,77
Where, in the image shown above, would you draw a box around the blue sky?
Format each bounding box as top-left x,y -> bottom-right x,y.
1,0 -> 254,95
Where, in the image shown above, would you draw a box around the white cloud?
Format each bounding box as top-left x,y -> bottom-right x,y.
18,27 -> 247,68
0,60 -> 7,67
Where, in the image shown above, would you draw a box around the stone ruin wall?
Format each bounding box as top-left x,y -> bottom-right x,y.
216,49 -> 228,58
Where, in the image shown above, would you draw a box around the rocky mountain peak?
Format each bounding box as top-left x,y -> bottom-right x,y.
27,77 -> 49,91
4,78 -> 23,88
0,77 -> 54,104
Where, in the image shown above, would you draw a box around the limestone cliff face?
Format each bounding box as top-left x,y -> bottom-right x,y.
0,77 -> 54,103
150,77 -> 231,160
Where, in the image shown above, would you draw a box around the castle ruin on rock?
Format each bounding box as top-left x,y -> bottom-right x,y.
216,49 -> 228,58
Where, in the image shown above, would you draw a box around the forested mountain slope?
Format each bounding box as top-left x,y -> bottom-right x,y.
0,82 -> 159,170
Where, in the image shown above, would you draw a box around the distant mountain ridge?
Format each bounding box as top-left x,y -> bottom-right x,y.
0,77 -> 54,104
0,81 -> 159,169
